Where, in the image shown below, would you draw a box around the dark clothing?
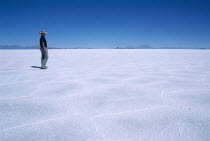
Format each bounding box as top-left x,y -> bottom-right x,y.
40,36 -> 47,48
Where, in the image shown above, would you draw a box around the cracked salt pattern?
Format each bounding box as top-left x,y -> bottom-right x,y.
0,49 -> 210,141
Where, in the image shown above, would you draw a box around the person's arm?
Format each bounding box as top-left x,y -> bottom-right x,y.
41,42 -> 46,52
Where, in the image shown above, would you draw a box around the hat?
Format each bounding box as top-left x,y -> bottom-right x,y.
39,30 -> 48,34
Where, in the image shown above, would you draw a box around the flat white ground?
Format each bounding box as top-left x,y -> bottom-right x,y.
0,49 -> 210,141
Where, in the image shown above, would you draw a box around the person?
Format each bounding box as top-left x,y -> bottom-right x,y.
39,30 -> 48,69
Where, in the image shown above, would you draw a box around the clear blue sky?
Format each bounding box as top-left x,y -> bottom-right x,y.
0,0 -> 210,48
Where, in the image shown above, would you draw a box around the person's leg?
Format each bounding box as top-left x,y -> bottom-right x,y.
40,48 -> 45,67
43,48 -> 48,67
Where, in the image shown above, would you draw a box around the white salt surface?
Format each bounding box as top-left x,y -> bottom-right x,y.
0,49 -> 210,141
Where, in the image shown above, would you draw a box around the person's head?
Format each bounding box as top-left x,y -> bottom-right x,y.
39,30 -> 47,36
41,33 -> 46,36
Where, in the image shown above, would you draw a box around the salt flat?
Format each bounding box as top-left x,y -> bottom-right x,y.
0,49 -> 210,141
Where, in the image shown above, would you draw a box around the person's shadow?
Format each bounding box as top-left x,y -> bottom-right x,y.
30,66 -> 41,69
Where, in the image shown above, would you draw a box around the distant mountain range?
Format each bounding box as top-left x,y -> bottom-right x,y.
115,45 -> 153,49
0,45 -> 209,49
115,45 -> 209,49
0,45 -> 59,49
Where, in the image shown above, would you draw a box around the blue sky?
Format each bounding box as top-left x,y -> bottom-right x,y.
0,0 -> 210,48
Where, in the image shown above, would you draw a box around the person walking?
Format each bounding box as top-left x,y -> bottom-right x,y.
39,30 -> 48,69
